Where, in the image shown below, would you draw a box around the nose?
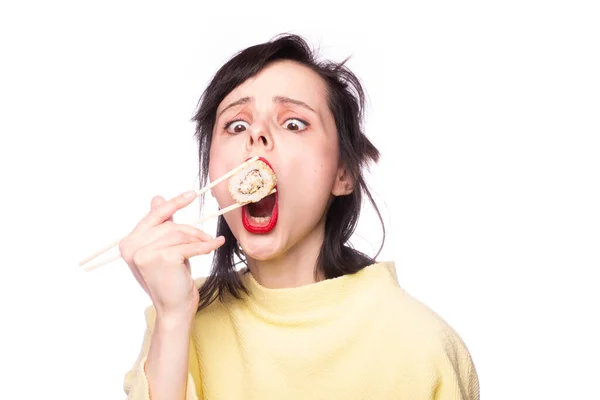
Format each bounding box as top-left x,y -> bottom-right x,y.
246,121 -> 274,151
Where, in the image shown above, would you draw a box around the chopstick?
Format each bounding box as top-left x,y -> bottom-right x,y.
195,156 -> 258,197
81,188 -> 276,272
78,156 -> 260,270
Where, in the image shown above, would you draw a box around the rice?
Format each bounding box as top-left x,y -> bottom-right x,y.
228,159 -> 277,203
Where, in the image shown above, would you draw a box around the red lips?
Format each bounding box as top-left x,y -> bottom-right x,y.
241,156 -> 278,234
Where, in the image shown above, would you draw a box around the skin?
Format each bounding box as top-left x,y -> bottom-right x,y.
120,59 -> 353,399
120,192 -> 225,400
209,59 -> 353,288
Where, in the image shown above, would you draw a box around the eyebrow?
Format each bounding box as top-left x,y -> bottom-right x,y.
273,96 -> 316,113
217,95 -> 316,119
217,96 -> 251,119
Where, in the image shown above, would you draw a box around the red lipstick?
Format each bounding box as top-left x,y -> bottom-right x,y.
242,157 -> 278,234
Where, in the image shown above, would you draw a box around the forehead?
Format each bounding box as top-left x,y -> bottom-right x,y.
217,60 -> 328,112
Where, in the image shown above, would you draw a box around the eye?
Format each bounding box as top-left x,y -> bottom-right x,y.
283,118 -> 309,132
225,120 -> 250,134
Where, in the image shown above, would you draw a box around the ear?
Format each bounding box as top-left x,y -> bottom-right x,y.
332,165 -> 354,196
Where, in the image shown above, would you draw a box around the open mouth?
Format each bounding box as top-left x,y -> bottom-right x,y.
241,157 -> 278,234
242,190 -> 278,233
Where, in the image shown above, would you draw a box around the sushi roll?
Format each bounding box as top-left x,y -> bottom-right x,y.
228,159 -> 277,204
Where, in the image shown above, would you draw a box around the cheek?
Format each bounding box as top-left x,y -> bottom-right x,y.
307,143 -> 339,184
281,149 -> 338,205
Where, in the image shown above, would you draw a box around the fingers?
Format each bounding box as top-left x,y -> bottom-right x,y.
132,191 -> 197,235
136,222 -> 213,249
132,235 -> 225,270
150,195 -> 175,223
119,191 -> 218,303
120,223 -> 213,269
173,237 -> 226,260
150,195 -> 165,211
143,231 -> 210,252
179,225 -> 213,242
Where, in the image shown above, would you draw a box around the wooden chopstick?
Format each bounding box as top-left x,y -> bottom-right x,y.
194,156 -> 259,197
78,156 -> 259,268
82,188 -> 276,272
78,237 -> 123,267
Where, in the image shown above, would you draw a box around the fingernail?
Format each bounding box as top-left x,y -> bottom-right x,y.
184,191 -> 196,199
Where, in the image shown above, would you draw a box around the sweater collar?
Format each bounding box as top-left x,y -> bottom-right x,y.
239,262 -> 399,322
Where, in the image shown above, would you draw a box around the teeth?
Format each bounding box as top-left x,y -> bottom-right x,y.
250,216 -> 270,224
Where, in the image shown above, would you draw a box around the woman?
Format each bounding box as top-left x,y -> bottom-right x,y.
121,34 -> 479,400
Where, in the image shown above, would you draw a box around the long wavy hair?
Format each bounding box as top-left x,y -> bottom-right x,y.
192,34 -> 385,311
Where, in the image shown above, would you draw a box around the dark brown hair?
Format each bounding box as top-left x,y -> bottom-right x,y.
192,34 -> 385,311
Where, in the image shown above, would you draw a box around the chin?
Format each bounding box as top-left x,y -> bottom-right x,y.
238,230 -> 284,261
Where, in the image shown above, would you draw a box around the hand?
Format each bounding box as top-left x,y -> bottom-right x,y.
119,191 -> 225,320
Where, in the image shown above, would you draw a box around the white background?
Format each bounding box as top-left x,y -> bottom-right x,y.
1,1 -> 598,399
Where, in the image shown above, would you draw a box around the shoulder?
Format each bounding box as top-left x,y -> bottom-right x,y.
383,282 -> 473,353
370,263 -> 472,349
380,283 -> 479,398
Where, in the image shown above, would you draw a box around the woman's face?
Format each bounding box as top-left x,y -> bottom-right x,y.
208,60 -> 352,261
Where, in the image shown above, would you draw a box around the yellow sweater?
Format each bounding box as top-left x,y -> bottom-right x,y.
123,262 -> 479,399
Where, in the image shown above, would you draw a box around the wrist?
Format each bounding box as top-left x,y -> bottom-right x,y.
155,309 -> 196,332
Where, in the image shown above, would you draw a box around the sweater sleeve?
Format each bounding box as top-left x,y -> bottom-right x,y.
123,306 -> 202,400
433,326 -> 480,400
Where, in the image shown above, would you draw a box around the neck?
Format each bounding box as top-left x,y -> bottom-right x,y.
246,222 -> 326,289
